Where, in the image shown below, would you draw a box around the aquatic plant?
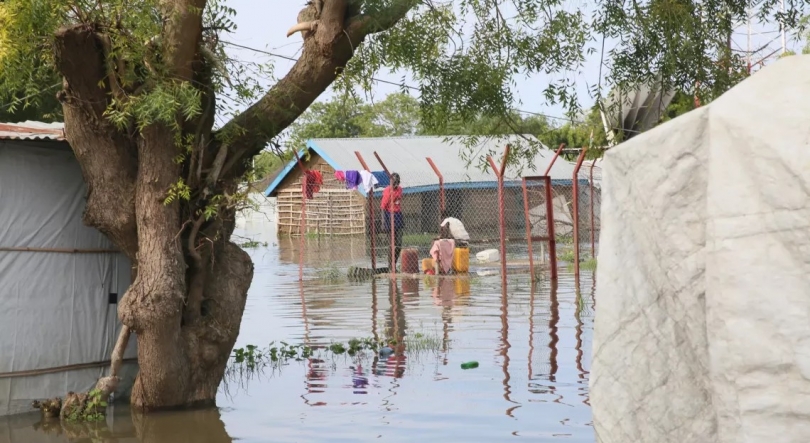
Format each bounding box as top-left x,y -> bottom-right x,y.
580,258 -> 598,271
237,239 -> 267,248
315,263 -> 343,283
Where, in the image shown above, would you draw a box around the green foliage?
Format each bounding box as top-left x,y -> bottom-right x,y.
163,178 -> 191,205
593,0 -> 806,107
64,389 -> 107,423
238,239 -> 267,248
315,263 -> 343,283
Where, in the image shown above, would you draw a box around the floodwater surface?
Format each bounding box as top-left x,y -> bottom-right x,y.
0,218 -> 596,443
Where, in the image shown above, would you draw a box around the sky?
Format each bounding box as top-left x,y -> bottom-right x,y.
220,0 -> 804,130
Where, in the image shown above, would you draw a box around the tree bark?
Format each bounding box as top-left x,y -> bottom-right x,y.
51,0 -> 413,412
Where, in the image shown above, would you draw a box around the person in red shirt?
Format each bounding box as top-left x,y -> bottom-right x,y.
380,173 -> 404,270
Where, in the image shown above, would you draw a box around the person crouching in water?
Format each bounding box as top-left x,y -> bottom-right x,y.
381,173 -> 403,271
440,213 -> 470,247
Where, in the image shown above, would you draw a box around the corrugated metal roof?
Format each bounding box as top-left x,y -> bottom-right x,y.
266,135 -> 588,196
0,121 -> 65,141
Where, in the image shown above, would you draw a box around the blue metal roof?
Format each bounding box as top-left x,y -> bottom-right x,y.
264,136 -> 583,197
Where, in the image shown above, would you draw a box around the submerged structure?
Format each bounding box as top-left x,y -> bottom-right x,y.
0,121 -> 137,416
591,55 -> 810,442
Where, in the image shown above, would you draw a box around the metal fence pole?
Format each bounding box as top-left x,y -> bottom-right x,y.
354,151 -> 376,271
299,173 -> 308,282
544,143 -> 566,176
544,176 -> 558,281
486,144 -> 511,286
521,177 -> 535,281
572,148 -> 588,279
373,152 -> 395,276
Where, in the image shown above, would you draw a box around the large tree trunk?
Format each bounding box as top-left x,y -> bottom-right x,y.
51,0 -> 413,412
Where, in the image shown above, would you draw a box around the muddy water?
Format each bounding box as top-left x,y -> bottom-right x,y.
1,217 -> 596,443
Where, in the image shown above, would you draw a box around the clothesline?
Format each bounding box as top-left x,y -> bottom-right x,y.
334,169 -> 387,194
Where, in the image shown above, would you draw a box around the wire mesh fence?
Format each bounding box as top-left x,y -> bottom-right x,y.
275,149 -> 602,278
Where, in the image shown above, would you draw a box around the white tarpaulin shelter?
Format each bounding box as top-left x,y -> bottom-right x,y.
591,55 -> 810,443
0,122 -> 137,416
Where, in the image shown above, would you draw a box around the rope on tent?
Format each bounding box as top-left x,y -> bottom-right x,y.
0,358 -> 138,379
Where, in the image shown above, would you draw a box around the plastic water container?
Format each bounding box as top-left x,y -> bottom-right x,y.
452,247 -> 470,273
400,248 -> 419,274
422,258 -> 435,273
476,248 -> 500,263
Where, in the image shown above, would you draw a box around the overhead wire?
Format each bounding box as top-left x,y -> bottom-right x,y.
220,40 -> 594,127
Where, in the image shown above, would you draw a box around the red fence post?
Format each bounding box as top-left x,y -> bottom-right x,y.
544,143 -> 566,176
354,151 -> 376,271
522,177 -> 535,281
373,152 -> 396,276
572,148 -> 588,279
544,176 -> 558,281
522,175 -> 558,281
299,174 -> 308,282
487,145 -> 511,286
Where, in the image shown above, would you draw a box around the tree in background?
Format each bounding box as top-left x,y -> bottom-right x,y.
0,0 -> 588,413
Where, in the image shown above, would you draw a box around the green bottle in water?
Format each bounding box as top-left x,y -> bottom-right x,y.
460,361 -> 479,369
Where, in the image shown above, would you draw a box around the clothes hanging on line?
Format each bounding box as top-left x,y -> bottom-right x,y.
304,170 -> 323,199
372,171 -> 389,188
334,170 -> 345,182
359,170 -> 379,193
344,170 -> 362,190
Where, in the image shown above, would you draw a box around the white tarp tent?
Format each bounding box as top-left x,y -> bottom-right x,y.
591,55 -> 810,442
0,134 -> 137,416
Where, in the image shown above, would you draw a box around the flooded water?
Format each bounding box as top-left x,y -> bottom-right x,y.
1,212 -> 596,443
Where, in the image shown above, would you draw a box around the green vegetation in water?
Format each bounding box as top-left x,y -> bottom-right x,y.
238,240 -> 267,248
230,333 -> 445,371
63,388 -> 107,422
558,249 -> 576,263
315,263 -> 343,283
580,258 -> 598,271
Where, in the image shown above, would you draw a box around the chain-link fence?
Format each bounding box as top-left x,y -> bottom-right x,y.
275,149 -> 602,278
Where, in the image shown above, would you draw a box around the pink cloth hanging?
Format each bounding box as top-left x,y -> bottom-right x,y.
334,170 -> 345,182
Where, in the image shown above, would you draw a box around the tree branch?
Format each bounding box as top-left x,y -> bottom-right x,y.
162,0 -> 208,81
54,25 -> 139,259
215,0 -> 417,180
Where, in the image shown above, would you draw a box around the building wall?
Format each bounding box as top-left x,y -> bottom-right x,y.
0,140 -> 137,416
275,153 -> 366,236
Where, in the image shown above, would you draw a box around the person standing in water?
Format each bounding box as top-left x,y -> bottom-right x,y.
380,172 -> 403,270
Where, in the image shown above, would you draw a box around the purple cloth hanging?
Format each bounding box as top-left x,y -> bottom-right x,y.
344,170 -> 361,190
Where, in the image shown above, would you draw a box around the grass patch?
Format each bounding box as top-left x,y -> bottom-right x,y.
402,232 -> 436,245
580,258 -> 598,271
315,263 -> 343,283
238,240 -> 267,248
558,249 -> 576,263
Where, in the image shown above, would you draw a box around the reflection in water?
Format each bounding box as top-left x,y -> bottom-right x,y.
500,286 -> 519,417
2,406 -> 232,443
5,228 -> 597,443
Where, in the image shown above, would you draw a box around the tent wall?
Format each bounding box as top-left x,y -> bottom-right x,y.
0,140 -> 137,417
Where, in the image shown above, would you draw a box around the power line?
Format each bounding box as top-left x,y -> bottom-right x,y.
221,40 -> 583,125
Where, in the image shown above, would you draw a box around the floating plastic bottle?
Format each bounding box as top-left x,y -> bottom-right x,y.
460,361 -> 479,369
